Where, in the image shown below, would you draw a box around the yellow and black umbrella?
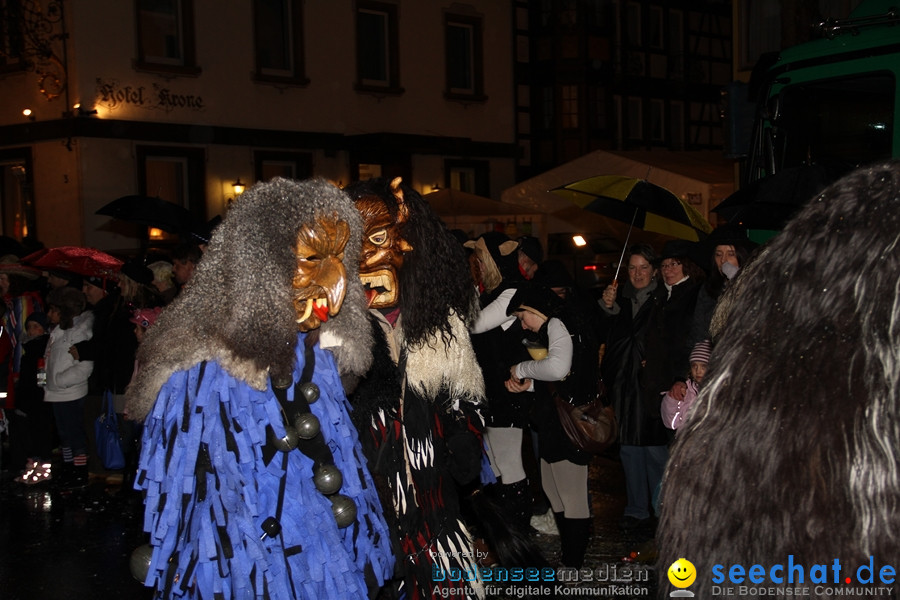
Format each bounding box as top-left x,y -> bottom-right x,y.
551,175 -> 712,242
552,175 -> 712,282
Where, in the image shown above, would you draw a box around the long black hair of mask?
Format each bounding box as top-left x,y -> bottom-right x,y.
344,178 -> 477,347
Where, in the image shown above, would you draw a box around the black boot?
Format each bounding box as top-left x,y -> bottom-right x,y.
559,517 -> 592,569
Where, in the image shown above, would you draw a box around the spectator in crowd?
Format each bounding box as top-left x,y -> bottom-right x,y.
516,235 -> 543,280
146,260 -> 177,305
505,285 -> 598,568
689,225 -> 756,347
598,244 -> 668,531
170,242 -> 203,290
9,312 -> 52,484
469,232 -> 535,531
661,339 -> 710,431
44,286 -> 94,489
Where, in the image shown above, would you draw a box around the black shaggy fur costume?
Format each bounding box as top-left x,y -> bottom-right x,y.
344,178 -> 490,599
657,161 -> 900,598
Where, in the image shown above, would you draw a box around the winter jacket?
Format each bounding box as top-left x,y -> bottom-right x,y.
43,312 -> 94,403
599,279 -> 670,446
661,378 -> 700,430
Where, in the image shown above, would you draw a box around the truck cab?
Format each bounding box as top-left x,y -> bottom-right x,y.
746,0 -> 900,185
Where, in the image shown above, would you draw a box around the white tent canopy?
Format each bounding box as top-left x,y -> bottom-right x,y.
424,188 -> 545,240
501,149 -> 734,239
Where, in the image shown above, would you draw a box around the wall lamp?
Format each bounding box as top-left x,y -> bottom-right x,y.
572,234 -> 587,247
226,178 -> 246,209
23,108 -> 35,121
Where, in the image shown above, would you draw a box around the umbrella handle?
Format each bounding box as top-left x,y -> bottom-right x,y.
612,208 -> 638,283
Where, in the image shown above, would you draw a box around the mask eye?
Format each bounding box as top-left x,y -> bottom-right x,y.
368,229 -> 388,246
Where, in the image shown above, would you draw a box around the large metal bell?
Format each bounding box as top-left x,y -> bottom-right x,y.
313,463 -> 343,495
271,375 -> 293,390
130,543 -> 154,582
330,494 -> 358,528
270,425 -> 300,451
298,381 -> 320,404
294,412 -> 320,439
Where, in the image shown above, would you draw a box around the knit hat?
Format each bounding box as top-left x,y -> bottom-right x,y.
689,339 -> 711,364
25,312 -> 49,331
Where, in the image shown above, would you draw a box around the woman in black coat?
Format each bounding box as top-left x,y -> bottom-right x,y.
599,242 -> 702,530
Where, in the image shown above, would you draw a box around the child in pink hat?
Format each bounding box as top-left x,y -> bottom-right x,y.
661,339 -> 710,430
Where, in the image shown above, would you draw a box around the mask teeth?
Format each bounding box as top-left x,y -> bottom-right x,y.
296,298 -> 313,323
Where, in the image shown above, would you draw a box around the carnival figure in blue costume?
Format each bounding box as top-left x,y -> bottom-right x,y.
125,178 -> 393,599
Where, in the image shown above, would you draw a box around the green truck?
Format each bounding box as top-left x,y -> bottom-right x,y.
719,0 -> 900,235
746,0 -> 900,183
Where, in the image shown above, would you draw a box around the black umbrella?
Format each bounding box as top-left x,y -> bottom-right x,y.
551,175 -> 712,282
712,164 -> 839,229
96,195 -> 199,234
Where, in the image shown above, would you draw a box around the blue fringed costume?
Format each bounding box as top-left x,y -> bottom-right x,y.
124,178 -> 392,599
136,336 -> 393,599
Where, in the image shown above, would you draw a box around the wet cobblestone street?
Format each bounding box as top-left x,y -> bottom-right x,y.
0,450 -> 659,600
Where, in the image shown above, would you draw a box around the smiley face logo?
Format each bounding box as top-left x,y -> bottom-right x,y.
667,558 -> 697,588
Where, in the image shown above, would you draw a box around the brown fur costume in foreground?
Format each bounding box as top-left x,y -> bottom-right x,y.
658,162 -> 900,598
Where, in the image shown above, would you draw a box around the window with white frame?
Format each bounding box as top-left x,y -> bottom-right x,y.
445,13 -> 484,99
136,0 -> 197,72
253,0 -> 305,82
356,1 -> 400,91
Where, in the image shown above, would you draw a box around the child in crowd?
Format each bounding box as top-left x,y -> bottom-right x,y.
11,312 -> 52,484
130,307 -> 161,356
661,339 -> 710,430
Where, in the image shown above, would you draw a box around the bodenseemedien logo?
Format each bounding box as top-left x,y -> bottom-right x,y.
668,558 -> 697,598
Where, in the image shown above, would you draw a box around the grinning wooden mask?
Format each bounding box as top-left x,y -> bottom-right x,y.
354,177 -> 413,309
292,215 -> 350,331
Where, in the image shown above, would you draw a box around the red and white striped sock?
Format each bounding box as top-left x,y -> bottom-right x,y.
73,454 -> 88,467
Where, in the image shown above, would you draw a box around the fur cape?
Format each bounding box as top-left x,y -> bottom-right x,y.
125,177 -> 373,422
658,161 -> 900,598
344,178 -> 489,599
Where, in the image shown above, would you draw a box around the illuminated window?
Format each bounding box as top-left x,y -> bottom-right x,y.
137,146 -> 206,243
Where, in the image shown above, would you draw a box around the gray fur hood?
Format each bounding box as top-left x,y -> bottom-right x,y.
125,177 -> 374,422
